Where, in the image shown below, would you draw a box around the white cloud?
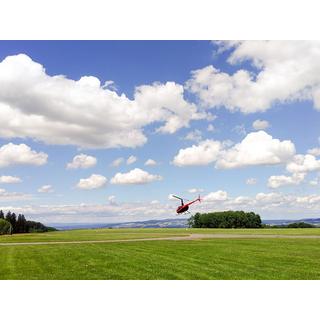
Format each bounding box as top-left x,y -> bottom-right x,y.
232,196 -> 252,205
173,139 -> 222,166
6,190 -> 320,223
203,190 -> 228,202
108,195 -> 117,205
66,153 -> 97,169
110,168 -> 162,185
0,188 -> 31,201
0,143 -> 48,167
207,124 -> 215,132
188,188 -> 204,194
252,119 -> 269,130
186,41 -> 320,113
127,155 -> 137,165
173,131 -> 295,169
246,178 -> 257,185
0,54 -> 205,149
286,154 -> 320,173
144,159 -> 157,166
232,124 -> 246,136
76,174 -> 107,190
296,194 -> 320,204
216,131 -> 295,169
310,178 -> 319,186
38,185 -> 54,193
255,192 -> 286,205
184,129 -> 202,142
267,173 -> 306,189
307,148 -> 320,157
0,175 -> 22,184
111,157 -> 124,167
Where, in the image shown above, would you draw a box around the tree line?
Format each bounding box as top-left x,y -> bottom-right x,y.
188,211 -> 262,228
0,210 -> 56,235
266,222 -> 315,228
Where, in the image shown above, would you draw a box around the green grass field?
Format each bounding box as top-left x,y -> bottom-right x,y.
1,228 -> 320,279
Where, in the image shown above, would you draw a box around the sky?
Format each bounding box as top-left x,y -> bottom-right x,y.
0,40 -> 319,224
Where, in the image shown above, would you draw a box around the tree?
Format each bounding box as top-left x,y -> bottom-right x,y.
0,209 -> 57,234
188,211 -> 262,229
287,222 -> 314,228
0,218 -> 12,235
16,214 -> 27,233
188,212 -> 201,228
5,211 -> 17,233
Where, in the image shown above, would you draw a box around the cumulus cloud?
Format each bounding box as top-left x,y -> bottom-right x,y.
108,195 -> 117,205
0,54 -> 205,148
232,124 -> 246,136
216,131 -> 295,169
186,41 -> 320,113
265,152 -> 320,189
0,143 -> 48,168
308,148 -> 320,157
267,173 -> 306,188
203,190 -> 228,202
66,153 -> 97,169
310,178 -> 319,186
173,131 -> 295,169
0,175 -> 22,184
76,174 -> 107,190
0,188 -> 31,201
252,119 -> 269,130
144,159 -> 157,166
5,190 -> 320,223
126,155 -> 137,165
246,178 -> 257,185
38,185 -> 54,193
286,154 -> 320,173
111,168 -> 162,185
173,139 -> 222,166
255,192 -> 287,205
184,129 -> 202,142
111,157 -> 124,167
188,188 -> 204,194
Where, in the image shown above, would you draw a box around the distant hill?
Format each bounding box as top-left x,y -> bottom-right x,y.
263,218 -> 320,226
50,218 -> 189,230
50,217 -> 320,230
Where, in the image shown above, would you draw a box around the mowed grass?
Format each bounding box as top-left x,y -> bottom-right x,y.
1,228 -> 320,279
1,227 -> 320,243
0,228 -> 189,243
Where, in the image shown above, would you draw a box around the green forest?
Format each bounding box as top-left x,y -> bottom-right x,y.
188,211 -> 262,228
0,210 -> 56,235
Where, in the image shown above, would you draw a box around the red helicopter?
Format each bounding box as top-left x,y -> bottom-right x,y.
172,194 -> 201,214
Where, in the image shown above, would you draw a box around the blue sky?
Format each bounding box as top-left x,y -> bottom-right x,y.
0,40 -> 319,224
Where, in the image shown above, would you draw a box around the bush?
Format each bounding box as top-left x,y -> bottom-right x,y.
188,211 -> 262,228
0,218 -> 12,235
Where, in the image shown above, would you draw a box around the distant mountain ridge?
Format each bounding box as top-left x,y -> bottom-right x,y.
51,217 -> 320,230
263,217 -> 320,226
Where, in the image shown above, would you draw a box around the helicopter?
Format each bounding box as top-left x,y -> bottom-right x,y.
172,194 -> 201,214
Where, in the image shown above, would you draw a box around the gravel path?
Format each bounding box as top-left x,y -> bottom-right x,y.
1,233 -> 320,246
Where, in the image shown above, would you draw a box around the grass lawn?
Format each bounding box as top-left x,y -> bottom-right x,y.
1,228 -> 320,279
1,227 -> 320,243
